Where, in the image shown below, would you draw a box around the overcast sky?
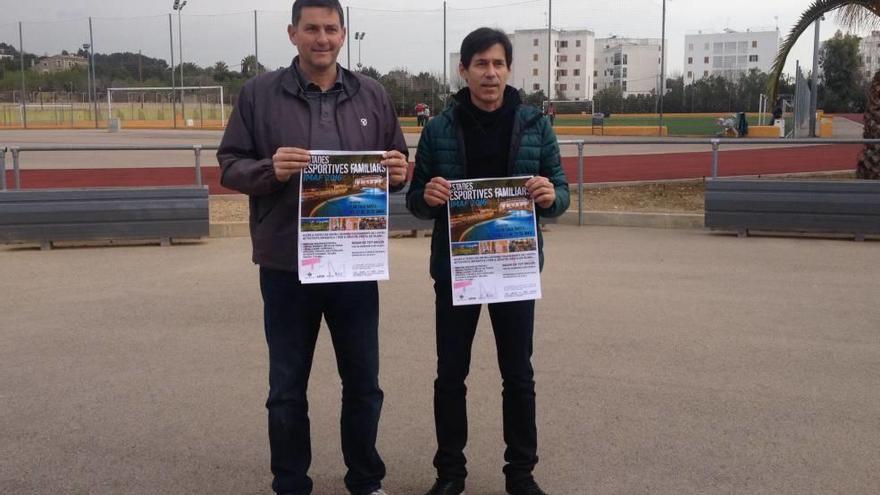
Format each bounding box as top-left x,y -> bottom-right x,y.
1,0 -> 871,79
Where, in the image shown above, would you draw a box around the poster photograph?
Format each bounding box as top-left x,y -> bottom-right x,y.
447,176 -> 542,305
298,151 -> 389,283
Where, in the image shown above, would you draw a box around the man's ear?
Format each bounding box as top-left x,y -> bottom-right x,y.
287,24 -> 297,46
458,62 -> 467,82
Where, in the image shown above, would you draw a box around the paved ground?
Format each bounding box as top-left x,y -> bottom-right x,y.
2,225 -> 878,494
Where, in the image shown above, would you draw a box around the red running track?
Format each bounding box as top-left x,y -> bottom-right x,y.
2,144 -> 861,194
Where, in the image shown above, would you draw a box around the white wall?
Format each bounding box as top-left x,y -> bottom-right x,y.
683,29 -> 779,84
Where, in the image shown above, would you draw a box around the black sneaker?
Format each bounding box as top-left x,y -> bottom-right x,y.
506,479 -> 549,495
424,478 -> 465,495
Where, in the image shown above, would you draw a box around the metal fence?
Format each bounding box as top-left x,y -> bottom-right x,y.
0,0 -> 667,128
2,138 -> 875,227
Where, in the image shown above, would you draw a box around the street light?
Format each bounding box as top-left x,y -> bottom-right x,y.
82,43 -> 92,115
173,0 -> 187,121
354,32 -> 365,70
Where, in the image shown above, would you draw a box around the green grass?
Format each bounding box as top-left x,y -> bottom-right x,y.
554,115 -> 792,136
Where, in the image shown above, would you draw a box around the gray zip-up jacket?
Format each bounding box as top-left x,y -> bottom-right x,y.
217,60 -> 408,271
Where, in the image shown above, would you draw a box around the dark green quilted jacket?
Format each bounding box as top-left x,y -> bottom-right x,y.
406,88 -> 570,280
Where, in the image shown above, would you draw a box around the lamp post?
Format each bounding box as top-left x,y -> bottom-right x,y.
82,43 -> 92,119
173,0 -> 187,122
354,31 -> 365,70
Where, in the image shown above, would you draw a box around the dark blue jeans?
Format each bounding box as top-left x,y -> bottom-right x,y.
260,268 -> 385,495
432,279 -> 539,485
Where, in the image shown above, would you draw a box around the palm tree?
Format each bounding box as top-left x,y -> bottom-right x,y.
768,0 -> 880,179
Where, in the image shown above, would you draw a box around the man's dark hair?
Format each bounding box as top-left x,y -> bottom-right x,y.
291,0 -> 345,28
460,28 -> 512,68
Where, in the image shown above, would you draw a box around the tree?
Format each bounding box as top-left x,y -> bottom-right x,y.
819,30 -> 866,112
240,55 -> 266,79
768,0 -> 880,179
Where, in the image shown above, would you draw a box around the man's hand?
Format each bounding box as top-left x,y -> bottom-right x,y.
423,177 -> 451,207
526,176 -> 556,209
382,150 -> 409,186
272,147 -> 311,182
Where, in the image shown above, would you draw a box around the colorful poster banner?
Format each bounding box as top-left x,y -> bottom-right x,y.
298,151 -> 389,283
447,176 -> 542,305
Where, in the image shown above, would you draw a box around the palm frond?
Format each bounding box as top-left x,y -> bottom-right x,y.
836,3 -> 880,29
768,0 -> 880,100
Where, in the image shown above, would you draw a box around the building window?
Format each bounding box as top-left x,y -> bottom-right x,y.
559,40 -> 568,48
622,81 -> 627,91
576,54 -> 581,62
688,43 -> 694,51
558,69 -> 567,76
713,42 -> 723,54
749,54 -> 758,62
687,71 -> 693,78
593,83 -> 597,90
573,69 -> 580,76
623,54 -> 628,64
576,40 -> 581,47
688,57 -> 693,64
704,42 -> 710,50
533,38 -> 539,46
559,84 -> 567,91
752,40 -> 758,48
559,55 -> 568,62
533,83 -> 540,90
724,42 -> 737,53
622,68 -> 628,77
575,83 -> 580,90
533,68 -> 539,76
593,70 -> 598,77
703,70 -> 709,77
704,56 -> 709,64
533,54 -> 538,61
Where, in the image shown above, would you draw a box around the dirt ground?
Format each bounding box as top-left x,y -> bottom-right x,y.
209,172 -> 857,223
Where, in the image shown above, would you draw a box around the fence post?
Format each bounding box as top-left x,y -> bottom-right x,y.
711,139 -> 720,178
11,148 -> 21,190
577,141 -> 585,226
193,145 -> 202,186
0,147 -> 6,191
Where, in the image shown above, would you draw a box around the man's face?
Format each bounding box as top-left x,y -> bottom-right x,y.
288,7 -> 346,73
459,43 -> 510,111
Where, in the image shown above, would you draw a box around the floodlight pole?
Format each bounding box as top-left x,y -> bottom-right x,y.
659,0 -> 666,136
347,7 -> 351,69
809,17 -> 821,137
19,22 -> 27,128
169,14 -> 177,129
175,0 -> 187,123
547,0 -> 552,104
254,10 -> 260,76
89,17 -> 98,129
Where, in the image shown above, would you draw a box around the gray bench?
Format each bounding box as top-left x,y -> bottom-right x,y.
704,178 -> 880,241
0,186 -> 210,249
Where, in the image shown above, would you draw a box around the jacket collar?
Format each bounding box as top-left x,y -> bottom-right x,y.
280,56 -> 360,102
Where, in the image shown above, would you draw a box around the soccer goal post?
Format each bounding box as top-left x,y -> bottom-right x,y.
106,86 -> 226,128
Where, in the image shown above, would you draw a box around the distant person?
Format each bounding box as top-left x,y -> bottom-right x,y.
406,27 -> 569,495
216,0 -> 408,494
416,102 -> 427,126
545,102 -> 556,125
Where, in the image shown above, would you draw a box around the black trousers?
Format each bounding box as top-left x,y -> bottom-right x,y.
260,267 -> 385,495
431,278 -> 539,485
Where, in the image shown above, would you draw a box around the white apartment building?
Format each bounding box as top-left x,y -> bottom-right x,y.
683,28 -> 780,84
594,37 -> 663,96
858,31 -> 880,81
449,28 -> 596,101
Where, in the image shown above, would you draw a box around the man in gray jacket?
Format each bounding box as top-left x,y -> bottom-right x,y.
216,1 -> 408,494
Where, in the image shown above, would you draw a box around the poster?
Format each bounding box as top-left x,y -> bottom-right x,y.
447,176 -> 542,305
298,151 -> 389,283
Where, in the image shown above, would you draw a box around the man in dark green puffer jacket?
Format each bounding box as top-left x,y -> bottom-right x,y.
406,27 -> 569,495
